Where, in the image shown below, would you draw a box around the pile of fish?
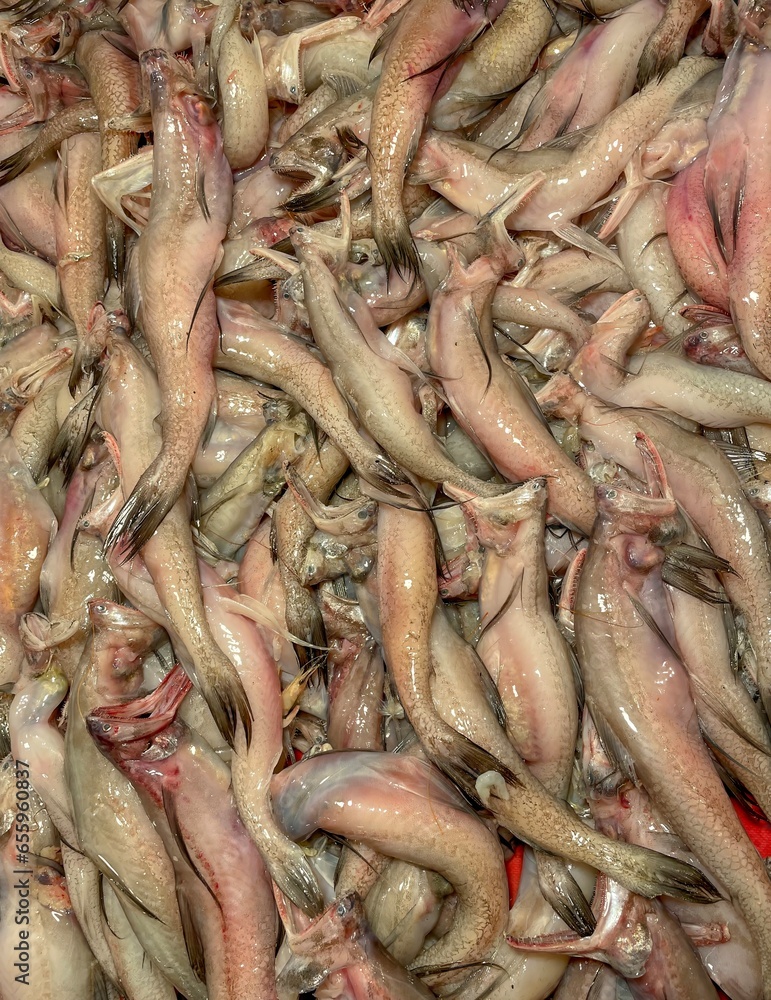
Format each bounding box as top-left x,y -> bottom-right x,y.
3,0 -> 771,995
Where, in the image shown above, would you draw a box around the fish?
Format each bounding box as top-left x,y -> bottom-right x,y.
106,49 -> 232,558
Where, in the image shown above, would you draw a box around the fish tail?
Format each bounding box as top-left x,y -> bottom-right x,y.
373,206 -> 420,283
605,841 -> 721,904
199,658 -> 254,751
636,20 -> 686,89
265,841 -> 324,917
432,723 -> 521,804
104,455 -> 187,560
534,851 -> 596,936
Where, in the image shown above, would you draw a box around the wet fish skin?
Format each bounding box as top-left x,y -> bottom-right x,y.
75,30 -> 142,284
367,0 -> 507,278
95,320 -> 252,751
705,36 -> 771,379
574,450 -> 771,997
65,600 -> 207,1000
426,252 -> 596,535
107,48 -> 232,559
88,667 -> 280,1000
272,749 -> 509,977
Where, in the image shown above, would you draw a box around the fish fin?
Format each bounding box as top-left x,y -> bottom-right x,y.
586,700 -> 637,787
475,647 -> 508,730
433,724 -> 522,805
625,588 -> 685,657
98,858 -> 161,921
551,221 -> 623,269
198,663 -> 253,751
186,258 -> 218,346
195,150 -> 211,223
534,851 -> 596,936
368,10 -> 402,64
284,178 -> 346,213
711,439 -> 765,484
475,567 -> 523,646
661,562 -> 730,605
705,186 -> 728,263
267,842 -> 324,916
162,785 -> 220,905
101,31 -> 139,61
664,541 -> 735,576
374,206 -> 420,284
176,884 -> 208,984
692,675 -> 771,758
336,123 -> 370,158
50,382 -> 102,485
504,357 -> 555,435
636,25 -> 685,89
465,300 -> 492,398
323,70 -> 368,98
103,110 -> 152,133
104,464 -> 179,561
0,136 -> 37,182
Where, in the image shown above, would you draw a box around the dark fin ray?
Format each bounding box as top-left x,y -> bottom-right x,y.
162,785 -> 220,906
98,857 -> 161,921
625,588 -> 684,658
466,300 -> 492,399
586,699 -> 637,787
475,567 -> 523,646
201,667 -> 254,751
534,851 -> 596,936
104,472 -> 178,562
176,885 -> 207,984
185,264 -> 217,346
195,151 -> 211,223
664,542 -> 735,576
661,563 -> 730,605
432,724 -> 522,806
50,383 -> 102,485
692,674 -> 771,757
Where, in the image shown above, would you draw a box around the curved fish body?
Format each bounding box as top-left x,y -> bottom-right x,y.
539,375 -> 771,720
54,133 -> 107,389
0,434 -> 56,686
296,234 -> 506,498
96,321 -> 252,752
516,0 -> 665,151
215,297 -> 399,489
88,667 -> 280,1000
666,153 -> 729,313
75,30 -> 142,283
368,0 -> 507,277
571,291 -> 771,427
271,749 -> 509,974
64,600 -> 207,1000
705,37 -> 771,378
107,49 -> 232,558
430,0 -> 553,130
426,254 -> 595,534
575,454 -> 771,997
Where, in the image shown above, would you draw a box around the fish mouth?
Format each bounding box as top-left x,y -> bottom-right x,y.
87,664 -> 191,746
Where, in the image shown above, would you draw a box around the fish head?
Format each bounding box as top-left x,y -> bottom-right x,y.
141,48 -> 216,140
444,478 -> 547,556
88,600 -> 166,697
535,373 -> 587,421
86,708 -> 183,767
86,664 -> 191,764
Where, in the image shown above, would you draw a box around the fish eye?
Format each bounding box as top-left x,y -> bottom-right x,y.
605,489 -> 617,500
